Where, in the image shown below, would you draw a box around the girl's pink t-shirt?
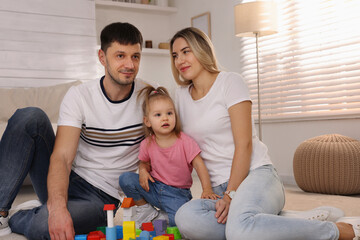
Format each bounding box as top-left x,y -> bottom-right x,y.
138,132 -> 201,189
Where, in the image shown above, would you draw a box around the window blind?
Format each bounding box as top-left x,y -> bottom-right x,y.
237,0 -> 360,122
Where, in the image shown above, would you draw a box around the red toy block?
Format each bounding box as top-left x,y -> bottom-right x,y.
103,204 -> 116,211
87,230 -> 106,240
141,222 -> 154,231
163,234 -> 174,240
121,198 -> 135,208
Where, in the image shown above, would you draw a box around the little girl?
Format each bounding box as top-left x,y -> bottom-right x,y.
119,85 -> 218,228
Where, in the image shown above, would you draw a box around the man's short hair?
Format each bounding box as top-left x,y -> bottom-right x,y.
100,22 -> 143,53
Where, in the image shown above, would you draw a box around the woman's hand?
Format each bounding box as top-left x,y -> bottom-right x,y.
215,196 -> 231,224
201,190 -> 221,200
139,168 -> 154,192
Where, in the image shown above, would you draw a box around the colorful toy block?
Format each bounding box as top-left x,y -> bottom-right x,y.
153,219 -> 167,236
152,236 -> 169,240
87,230 -> 106,240
97,226 -> 106,235
139,230 -> 150,240
166,227 -> 182,240
116,225 -> 123,239
163,234 -> 174,240
121,198 -> 136,222
141,222 -> 154,231
123,221 -> 136,240
103,204 -> 117,240
74,234 -> 87,240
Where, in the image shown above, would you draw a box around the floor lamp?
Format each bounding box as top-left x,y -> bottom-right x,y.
234,1 -> 278,141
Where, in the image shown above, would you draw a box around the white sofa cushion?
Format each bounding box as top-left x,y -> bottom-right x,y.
0,81 -> 81,138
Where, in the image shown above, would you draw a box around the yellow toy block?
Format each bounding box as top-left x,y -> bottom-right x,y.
123,221 -> 136,240
152,236 -> 169,240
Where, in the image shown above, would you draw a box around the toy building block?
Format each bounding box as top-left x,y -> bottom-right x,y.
163,234 -> 174,240
148,230 -> 156,238
141,222 -> 154,231
121,198 -> 135,208
74,234 -> 87,240
87,230 -> 106,240
103,204 -> 117,240
123,221 -> 136,240
116,225 -> 123,240
153,219 -> 167,236
139,231 -> 150,240
136,228 -> 142,236
152,236 -> 169,240
166,227 -> 182,240
121,198 -> 136,221
97,226 -> 106,235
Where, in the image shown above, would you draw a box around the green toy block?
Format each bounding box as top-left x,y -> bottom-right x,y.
96,226 -> 106,234
166,226 -> 182,240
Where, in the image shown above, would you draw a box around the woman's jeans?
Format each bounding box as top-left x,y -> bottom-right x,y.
175,164 -> 340,240
0,107 -> 119,239
119,172 -> 192,226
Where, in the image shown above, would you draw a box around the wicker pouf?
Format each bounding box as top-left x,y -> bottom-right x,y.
293,134 -> 360,195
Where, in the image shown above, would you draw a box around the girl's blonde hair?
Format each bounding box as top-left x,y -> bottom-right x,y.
138,85 -> 181,138
170,27 -> 220,86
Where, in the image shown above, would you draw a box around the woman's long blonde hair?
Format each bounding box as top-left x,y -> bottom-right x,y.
137,85 -> 181,138
170,27 -> 220,86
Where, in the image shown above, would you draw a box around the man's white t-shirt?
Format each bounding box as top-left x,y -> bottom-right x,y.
175,71 -> 272,187
58,77 -> 148,199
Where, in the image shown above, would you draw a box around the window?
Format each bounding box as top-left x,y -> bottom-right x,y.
238,0 -> 360,121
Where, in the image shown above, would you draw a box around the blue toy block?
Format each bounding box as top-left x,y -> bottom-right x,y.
139,230 -> 150,240
106,226 -> 117,240
148,230 -> 156,237
74,234 -> 87,240
116,225 -> 123,239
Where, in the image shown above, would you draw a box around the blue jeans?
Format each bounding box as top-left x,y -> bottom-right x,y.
119,172 -> 192,226
0,107 -> 119,240
175,164 -> 340,240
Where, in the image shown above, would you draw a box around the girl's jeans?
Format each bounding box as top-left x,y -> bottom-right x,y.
0,107 -> 119,240
119,172 -> 192,226
175,164 -> 340,240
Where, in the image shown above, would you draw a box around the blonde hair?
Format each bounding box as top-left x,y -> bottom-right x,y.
137,85 -> 181,138
170,27 -> 220,86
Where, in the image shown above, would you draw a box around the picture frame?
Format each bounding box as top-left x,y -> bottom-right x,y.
191,12 -> 211,39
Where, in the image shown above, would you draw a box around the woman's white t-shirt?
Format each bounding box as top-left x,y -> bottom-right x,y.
175,71 -> 272,187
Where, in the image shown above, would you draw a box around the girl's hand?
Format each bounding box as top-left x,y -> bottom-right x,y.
139,169 -> 154,192
201,190 -> 221,200
215,197 -> 231,224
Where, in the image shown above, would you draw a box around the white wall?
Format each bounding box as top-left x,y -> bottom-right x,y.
168,0 -> 360,185
0,0 -> 98,87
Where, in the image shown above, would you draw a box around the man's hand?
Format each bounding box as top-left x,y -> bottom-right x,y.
48,207 -> 75,240
215,196 -> 231,224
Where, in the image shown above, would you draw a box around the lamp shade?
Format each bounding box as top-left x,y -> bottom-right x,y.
234,1 -> 278,37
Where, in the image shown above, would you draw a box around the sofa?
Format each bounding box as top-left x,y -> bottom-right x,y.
0,80 -> 81,184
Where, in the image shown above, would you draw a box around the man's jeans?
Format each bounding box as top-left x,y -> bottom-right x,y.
0,107 -> 119,239
119,172 -> 192,226
175,164 -> 340,240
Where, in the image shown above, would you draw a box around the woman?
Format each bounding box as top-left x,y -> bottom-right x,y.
170,27 -> 359,240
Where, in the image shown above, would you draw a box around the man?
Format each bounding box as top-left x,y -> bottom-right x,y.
0,22 -> 150,240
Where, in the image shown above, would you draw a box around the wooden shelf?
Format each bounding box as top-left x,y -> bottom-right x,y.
95,0 -> 177,14
142,48 -> 170,56
96,45 -> 170,57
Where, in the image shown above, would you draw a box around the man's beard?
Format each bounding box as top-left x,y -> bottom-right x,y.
107,67 -> 136,87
